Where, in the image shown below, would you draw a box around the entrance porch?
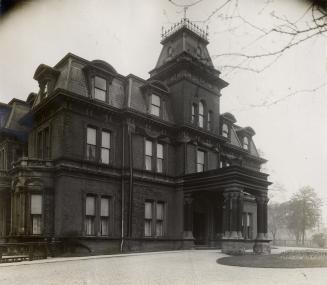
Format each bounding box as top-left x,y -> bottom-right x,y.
181,166 -> 271,254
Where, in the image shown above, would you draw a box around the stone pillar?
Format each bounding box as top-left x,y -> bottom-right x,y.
222,192 -> 230,238
253,194 -> 270,255
255,195 -> 268,240
237,192 -> 244,238
230,192 -> 239,239
183,194 -> 194,239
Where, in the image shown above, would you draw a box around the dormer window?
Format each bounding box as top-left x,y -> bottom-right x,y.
243,137 -> 249,150
150,94 -> 160,116
196,46 -> 202,58
94,76 -> 107,101
222,123 -> 229,138
198,101 -> 204,128
43,82 -> 49,97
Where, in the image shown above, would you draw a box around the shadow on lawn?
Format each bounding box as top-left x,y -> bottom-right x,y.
217,250 -> 327,268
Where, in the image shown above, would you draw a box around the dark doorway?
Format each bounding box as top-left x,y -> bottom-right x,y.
193,211 -> 207,245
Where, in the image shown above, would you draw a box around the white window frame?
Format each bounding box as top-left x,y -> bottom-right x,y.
94,76 -> 107,102
156,143 -> 164,173
150,94 -> 160,117
196,150 -> 205,172
100,131 -> 111,164
145,140 -> 153,171
86,127 -> 97,161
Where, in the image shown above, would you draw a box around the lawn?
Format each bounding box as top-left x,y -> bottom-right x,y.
217,250 -> 327,268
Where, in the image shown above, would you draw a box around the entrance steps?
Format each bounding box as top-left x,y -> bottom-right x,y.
194,245 -> 218,250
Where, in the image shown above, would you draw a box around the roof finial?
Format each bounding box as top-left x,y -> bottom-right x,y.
183,6 -> 188,20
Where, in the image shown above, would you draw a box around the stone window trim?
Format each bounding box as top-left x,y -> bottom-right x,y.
143,138 -> 167,174
191,100 -> 211,130
84,124 -> 114,166
144,199 -> 167,238
83,65 -> 115,104
83,192 -> 113,237
36,125 -> 51,160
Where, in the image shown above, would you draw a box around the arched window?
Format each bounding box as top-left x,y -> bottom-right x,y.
222,123 -> 229,138
191,103 -> 197,124
198,101 -> 204,128
243,137 -> 249,150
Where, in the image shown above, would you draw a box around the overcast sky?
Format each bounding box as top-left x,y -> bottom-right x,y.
0,0 -> 326,220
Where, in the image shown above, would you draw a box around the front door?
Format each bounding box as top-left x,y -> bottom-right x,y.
193,211 -> 207,245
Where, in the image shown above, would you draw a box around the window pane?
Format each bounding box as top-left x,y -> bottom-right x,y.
101,148 -> 109,164
199,115 -> 204,128
86,144 -> 96,161
145,140 -> 152,156
31,194 -> 42,215
156,221 -> 163,236
101,198 -> 109,217
199,102 -> 204,115
101,217 -> 109,235
222,124 -> 229,137
197,163 -> 204,172
101,131 -> 110,148
150,105 -> 160,116
151,94 -> 160,106
86,196 -> 95,216
32,215 -> 41,234
145,202 -> 152,219
87,128 -> 96,145
144,220 -> 152,236
145,156 -> 152,170
94,88 -> 106,101
197,151 -> 204,164
85,217 -> 94,235
156,203 -> 164,220
95,76 -> 106,90
157,144 -> 163,159
157,159 -> 163,173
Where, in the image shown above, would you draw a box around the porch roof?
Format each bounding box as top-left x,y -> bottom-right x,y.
180,166 -> 271,196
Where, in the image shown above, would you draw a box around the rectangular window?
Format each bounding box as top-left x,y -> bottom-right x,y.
156,202 -> 164,236
101,131 -> 110,164
86,127 -> 97,161
145,140 -> 153,171
100,197 -> 110,236
191,104 -> 196,124
150,94 -> 160,116
156,143 -> 163,173
85,196 -> 96,235
94,76 -> 107,101
31,194 -> 42,235
144,201 -> 153,237
196,150 -> 205,172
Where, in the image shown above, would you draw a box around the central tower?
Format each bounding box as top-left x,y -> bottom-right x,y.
149,18 -> 228,134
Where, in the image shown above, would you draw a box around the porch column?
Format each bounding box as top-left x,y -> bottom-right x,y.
237,192 -> 244,238
230,192 -> 239,239
183,194 -> 194,238
222,192 -> 230,238
255,195 -> 269,240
